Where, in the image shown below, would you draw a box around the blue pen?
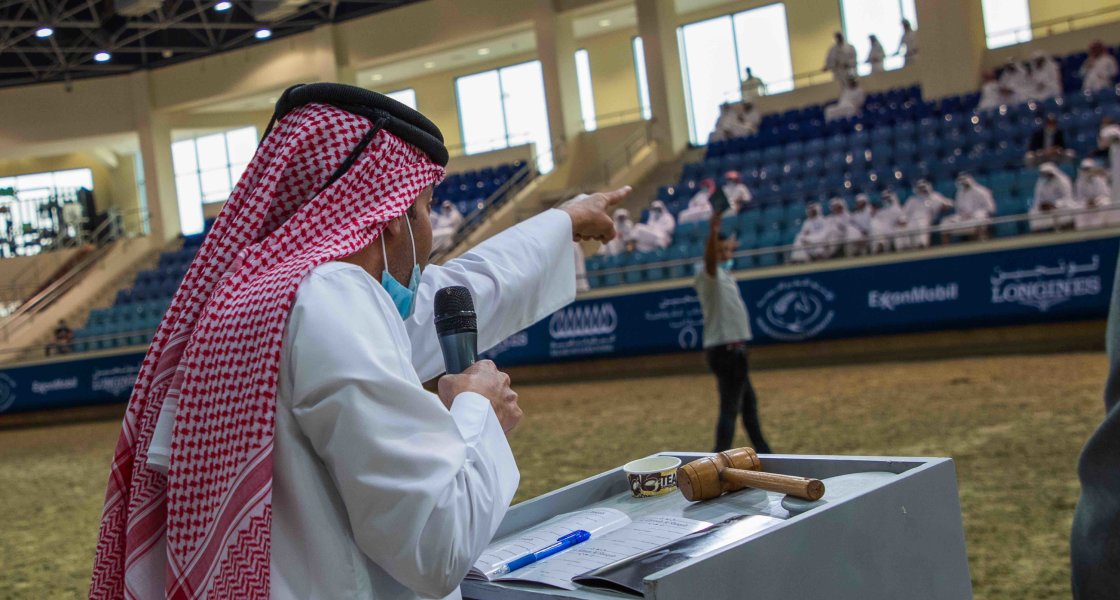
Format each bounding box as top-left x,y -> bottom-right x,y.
489,530 -> 592,576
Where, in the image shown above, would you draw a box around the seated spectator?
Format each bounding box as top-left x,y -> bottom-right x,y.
708,101 -> 761,143
1074,159 -> 1116,230
722,171 -> 752,214
600,208 -> 634,256
825,197 -> 865,257
978,70 -> 1023,111
790,202 -> 835,263
740,67 -> 766,101
678,181 -> 715,225
824,78 -> 866,122
430,200 -> 463,252
631,200 -> 675,252
47,319 -> 73,356
867,34 -> 886,73
1030,162 -> 1078,232
941,173 -> 996,244
1026,114 -> 1074,167
903,179 -> 952,249
999,59 -> 1031,98
872,190 -> 907,253
1081,40 -> 1118,93
1026,51 -> 1062,100
1098,117 -> 1120,163
848,193 -> 874,256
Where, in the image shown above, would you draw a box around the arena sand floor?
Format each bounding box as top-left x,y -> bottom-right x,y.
0,352 -> 1106,599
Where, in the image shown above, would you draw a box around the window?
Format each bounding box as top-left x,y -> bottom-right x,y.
632,37 -> 652,120
982,0 -> 1031,49
171,126 -> 258,236
0,168 -> 93,256
839,0 -> 917,75
0,168 -> 93,200
385,88 -> 417,110
574,49 -> 597,132
678,4 -> 794,144
455,61 -> 553,173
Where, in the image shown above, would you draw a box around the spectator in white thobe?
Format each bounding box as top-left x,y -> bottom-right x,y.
1074,159 -> 1116,230
1100,120 -> 1120,204
903,179 -> 952,249
825,78 -> 866,122
1027,51 -> 1062,100
431,200 -> 464,252
978,70 -> 1024,111
823,32 -> 857,85
708,101 -> 761,143
826,197 -> 865,257
740,67 -> 766,101
872,190 -> 907,253
999,60 -> 1031,98
1030,162 -> 1078,231
679,182 -> 715,225
849,193 -> 874,256
897,19 -> 918,67
790,202 -> 835,263
1082,41 -> 1118,93
867,35 -> 886,73
631,200 -> 675,252
723,170 -> 753,214
600,208 -> 634,256
941,174 -> 996,243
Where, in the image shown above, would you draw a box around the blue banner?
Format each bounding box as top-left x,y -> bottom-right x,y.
3,236 -> 1117,414
482,236 -> 1120,366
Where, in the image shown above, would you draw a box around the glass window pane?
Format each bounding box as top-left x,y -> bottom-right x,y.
199,169 -> 231,202
195,133 -> 227,171
499,61 -> 553,173
52,168 -> 93,190
175,175 -> 204,236
982,0 -> 1031,49
225,127 -> 258,165
679,16 -> 741,145
632,37 -> 652,120
16,172 -> 52,193
385,88 -> 417,109
456,70 -> 508,155
840,0 -> 915,75
575,49 -> 597,131
733,3 -> 795,93
171,140 -> 198,174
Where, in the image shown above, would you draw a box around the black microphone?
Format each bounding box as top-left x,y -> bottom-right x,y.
434,286 -> 478,374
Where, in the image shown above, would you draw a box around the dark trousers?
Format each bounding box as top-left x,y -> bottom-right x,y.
705,343 -> 772,454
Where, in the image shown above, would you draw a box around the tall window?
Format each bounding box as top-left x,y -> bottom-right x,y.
574,49 -> 597,132
455,61 -> 553,173
0,168 -> 93,256
632,37 -> 652,120
0,168 -> 92,200
982,0 -> 1031,48
171,126 -> 258,236
385,88 -> 417,110
678,3 -> 794,145
840,0 -> 917,75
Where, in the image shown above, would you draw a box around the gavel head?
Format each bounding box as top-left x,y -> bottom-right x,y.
677,448 -> 764,502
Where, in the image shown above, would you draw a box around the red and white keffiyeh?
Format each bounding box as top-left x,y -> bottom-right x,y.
90,103 -> 444,599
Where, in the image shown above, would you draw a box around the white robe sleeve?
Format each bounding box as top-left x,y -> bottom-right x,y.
405,208 -> 576,382
286,269 -> 519,599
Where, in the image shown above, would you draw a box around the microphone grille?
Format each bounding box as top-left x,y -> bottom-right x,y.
434,286 -> 476,334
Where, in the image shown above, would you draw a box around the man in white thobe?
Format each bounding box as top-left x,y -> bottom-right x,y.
903,179 -> 951,249
999,60 -> 1031,98
1101,121 -> 1120,204
941,174 -> 996,244
1074,159 -> 1115,230
1030,162 -> 1078,232
897,19 -> 917,67
826,197 -> 864,257
849,193 -> 874,256
1082,41 -> 1118,93
741,67 -> 766,101
867,35 -> 886,73
790,202 -> 835,263
600,208 -> 634,256
631,200 -> 675,252
872,190 -> 908,254
723,171 -> 752,214
823,32 -> 857,85
271,187 -> 628,600
978,70 -> 1023,111
431,200 -> 464,252
825,78 -> 866,123
679,184 -> 714,225
1027,51 -> 1062,100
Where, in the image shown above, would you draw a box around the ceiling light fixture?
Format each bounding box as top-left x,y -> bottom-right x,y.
423,61 -> 435,69
255,28 -> 272,40
35,27 -> 53,38
94,51 -> 111,62
478,47 -> 491,56
599,19 -> 611,27
214,1 -> 232,11
371,73 -> 383,81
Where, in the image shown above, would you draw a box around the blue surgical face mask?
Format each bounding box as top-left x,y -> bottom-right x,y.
380,217 -> 421,319
720,259 -> 734,271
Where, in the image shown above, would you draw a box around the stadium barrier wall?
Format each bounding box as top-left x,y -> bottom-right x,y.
1,235 -> 1117,414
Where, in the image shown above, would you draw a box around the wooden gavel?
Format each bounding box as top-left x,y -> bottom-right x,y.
677,447 -> 825,502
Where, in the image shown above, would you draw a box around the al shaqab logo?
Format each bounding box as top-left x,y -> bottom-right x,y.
548,303 -> 618,338
755,279 -> 836,341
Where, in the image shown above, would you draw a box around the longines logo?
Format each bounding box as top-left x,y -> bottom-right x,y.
548,303 -> 618,339
755,279 -> 836,341
0,373 -> 16,413
990,256 -> 1102,312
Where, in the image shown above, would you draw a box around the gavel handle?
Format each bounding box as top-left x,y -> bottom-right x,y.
721,468 -> 825,501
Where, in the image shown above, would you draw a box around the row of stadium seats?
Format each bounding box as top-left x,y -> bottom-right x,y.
433,162 -> 528,218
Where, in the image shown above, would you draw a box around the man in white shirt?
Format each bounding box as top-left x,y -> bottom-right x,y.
823,32 -> 857,86
695,210 -> 771,453
90,84 -> 628,600
740,67 -> 766,101
1082,41 -> 1118,92
903,179 -> 951,249
941,173 -> 996,244
1030,162 -> 1078,232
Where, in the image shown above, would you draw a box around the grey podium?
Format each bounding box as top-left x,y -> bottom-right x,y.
462,453 -> 972,599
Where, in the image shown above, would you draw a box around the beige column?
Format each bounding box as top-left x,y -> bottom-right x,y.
131,72 -> 179,242
635,0 -> 690,159
313,24 -> 354,85
914,0 -> 988,99
533,0 -> 583,157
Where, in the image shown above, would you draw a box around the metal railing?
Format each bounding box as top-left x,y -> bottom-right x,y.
585,205 -> 1120,283
598,119 -> 656,188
